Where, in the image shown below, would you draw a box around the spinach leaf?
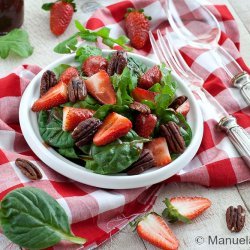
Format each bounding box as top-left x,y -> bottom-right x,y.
54,21 -> 131,54
0,29 -> 33,59
111,67 -> 136,106
94,104 -> 130,120
58,147 -> 80,159
176,113 -> 192,147
127,56 -> 148,78
75,46 -> 102,64
0,187 -> 86,249
38,109 -> 74,148
85,130 -> 149,174
53,64 -> 71,78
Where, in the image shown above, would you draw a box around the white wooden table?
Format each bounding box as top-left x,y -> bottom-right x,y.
1,1 -> 250,249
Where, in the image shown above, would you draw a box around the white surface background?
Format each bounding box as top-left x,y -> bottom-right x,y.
1,0 -> 250,249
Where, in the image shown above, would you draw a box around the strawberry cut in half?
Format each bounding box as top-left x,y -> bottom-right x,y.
85,70 -> 117,105
59,67 -> 79,85
62,107 -> 95,131
93,112 -> 132,146
136,213 -> 179,250
139,65 -> 162,89
32,81 -> 68,112
131,87 -> 157,103
82,55 -> 108,77
144,137 -> 171,167
176,100 -> 190,117
134,113 -> 157,138
163,197 -> 211,223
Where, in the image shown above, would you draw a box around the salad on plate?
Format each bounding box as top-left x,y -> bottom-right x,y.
31,46 -> 192,175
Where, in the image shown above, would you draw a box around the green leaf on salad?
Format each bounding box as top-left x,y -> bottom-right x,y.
85,130 -> 149,174
127,56 -> 148,78
58,147 -> 80,159
176,113 -> 192,147
54,20 -> 132,54
111,67 -> 137,106
53,64 -> 71,78
0,187 -> 86,249
0,29 -> 33,59
75,45 -> 102,64
38,108 -> 74,148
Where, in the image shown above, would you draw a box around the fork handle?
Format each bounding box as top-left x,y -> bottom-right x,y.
219,116 -> 250,167
232,71 -> 250,105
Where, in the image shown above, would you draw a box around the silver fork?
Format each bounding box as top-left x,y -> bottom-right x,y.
149,29 -> 250,167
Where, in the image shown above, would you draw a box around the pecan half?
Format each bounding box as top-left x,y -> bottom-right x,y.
40,70 -> 57,96
160,121 -> 185,153
107,51 -> 127,76
169,96 -> 187,110
15,158 -> 42,180
72,117 -> 102,147
68,76 -> 87,103
127,149 -> 155,175
129,101 -> 151,114
226,205 -> 246,232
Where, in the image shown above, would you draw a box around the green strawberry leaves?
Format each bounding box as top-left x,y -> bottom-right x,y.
162,198 -> 191,223
42,0 -> 76,12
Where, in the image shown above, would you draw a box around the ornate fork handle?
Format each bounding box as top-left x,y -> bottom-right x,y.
232,72 -> 250,105
219,116 -> 250,167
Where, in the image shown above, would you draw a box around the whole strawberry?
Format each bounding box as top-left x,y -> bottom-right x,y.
42,0 -> 76,36
125,8 -> 151,49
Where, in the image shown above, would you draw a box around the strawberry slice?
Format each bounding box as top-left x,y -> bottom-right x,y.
144,137 -> 171,167
134,113 -> 157,138
31,81 -> 68,112
59,67 -> 79,85
85,70 -> 117,105
163,197 -> 211,223
93,112 -> 132,146
139,65 -> 162,89
131,87 -> 157,103
136,213 -> 179,250
82,55 -> 108,76
62,107 -> 94,131
176,100 -> 190,117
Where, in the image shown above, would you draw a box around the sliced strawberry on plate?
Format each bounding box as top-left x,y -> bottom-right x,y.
85,70 -> 117,105
32,81 -> 68,112
131,87 -> 157,103
93,112 -> 132,146
144,137 -> 171,167
176,100 -> 190,117
62,107 -> 95,131
134,113 -> 157,138
136,213 -> 179,250
82,55 -> 108,76
139,65 -> 162,89
163,197 -> 211,223
59,66 -> 79,85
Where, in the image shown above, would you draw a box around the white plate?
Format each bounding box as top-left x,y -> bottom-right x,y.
19,50 -> 203,189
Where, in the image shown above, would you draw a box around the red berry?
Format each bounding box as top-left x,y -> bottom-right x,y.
134,113 -> 157,138
50,1 -> 74,36
82,56 -> 108,77
139,65 -> 162,89
93,112 -> 132,146
125,10 -> 150,49
59,67 -> 79,85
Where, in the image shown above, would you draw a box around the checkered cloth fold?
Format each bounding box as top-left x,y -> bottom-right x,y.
1,0 -> 250,249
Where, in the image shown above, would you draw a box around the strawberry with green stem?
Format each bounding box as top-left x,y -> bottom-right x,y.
42,0 -> 76,36
125,8 -> 151,49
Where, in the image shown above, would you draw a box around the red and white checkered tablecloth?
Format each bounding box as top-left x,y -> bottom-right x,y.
1,0 -> 250,249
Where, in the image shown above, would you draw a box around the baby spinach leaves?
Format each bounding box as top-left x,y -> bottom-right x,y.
38,108 -> 74,148
85,130 -> 149,174
0,187 -> 86,249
